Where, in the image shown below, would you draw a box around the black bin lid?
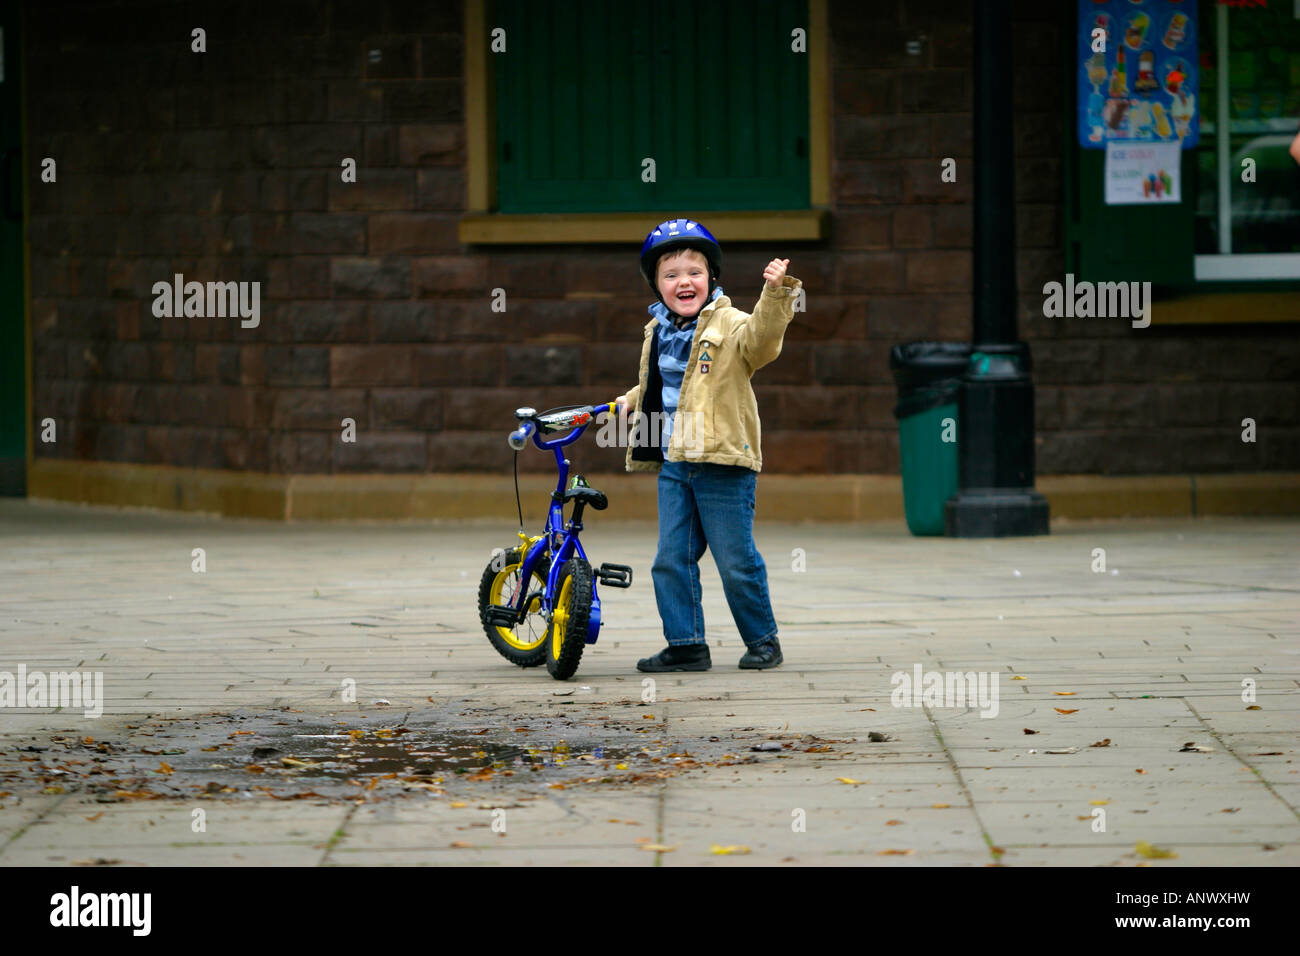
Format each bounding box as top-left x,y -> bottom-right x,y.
889,341 -> 971,387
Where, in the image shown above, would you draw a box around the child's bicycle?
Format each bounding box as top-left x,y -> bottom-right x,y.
478,402 -> 633,680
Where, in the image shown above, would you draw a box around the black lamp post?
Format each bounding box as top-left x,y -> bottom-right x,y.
945,0 -> 1050,537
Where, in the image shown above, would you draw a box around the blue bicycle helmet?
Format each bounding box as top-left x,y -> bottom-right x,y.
639,218 -> 723,304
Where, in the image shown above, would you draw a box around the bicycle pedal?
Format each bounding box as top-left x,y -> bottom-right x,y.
484,604 -> 520,627
597,563 -> 633,588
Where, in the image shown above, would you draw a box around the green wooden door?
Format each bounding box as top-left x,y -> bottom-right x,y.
493,0 -> 809,213
0,6 -> 25,496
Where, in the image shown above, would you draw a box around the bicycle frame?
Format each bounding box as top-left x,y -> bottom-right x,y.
507,404 -> 616,644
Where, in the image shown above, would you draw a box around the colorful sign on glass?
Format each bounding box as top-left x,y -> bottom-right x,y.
1077,0 -> 1198,149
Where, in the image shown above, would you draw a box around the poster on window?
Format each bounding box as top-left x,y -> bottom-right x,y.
1104,141 -> 1182,204
1077,0 -> 1198,149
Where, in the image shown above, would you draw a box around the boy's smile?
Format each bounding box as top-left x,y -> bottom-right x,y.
656,251 -> 710,318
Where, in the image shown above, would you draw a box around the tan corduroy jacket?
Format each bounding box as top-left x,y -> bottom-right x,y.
617,274 -> 802,473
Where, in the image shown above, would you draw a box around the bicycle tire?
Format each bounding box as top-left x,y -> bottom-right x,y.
478,547 -> 548,668
545,557 -> 593,680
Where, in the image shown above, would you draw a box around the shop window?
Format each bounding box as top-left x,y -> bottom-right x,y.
1064,0 -> 1300,289
1193,0 -> 1300,279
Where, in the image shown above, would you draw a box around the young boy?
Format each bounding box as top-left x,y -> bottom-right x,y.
614,218 -> 800,672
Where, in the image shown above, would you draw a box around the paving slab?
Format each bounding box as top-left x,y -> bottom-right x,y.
0,501 -> 1296,867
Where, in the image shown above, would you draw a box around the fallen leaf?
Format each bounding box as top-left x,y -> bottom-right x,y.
1053,691 -> 1076,696
449,802 -> 468,808
1054,708 -> 1078,715
931,803 -> 951,809
639,844 -> 677,852
157,762 -> 174,775
1245,705 -> 1261,711
710,844 -> 751,855
867,732 -> 889,742
83,812 -> 104,822
347,730 -> 365,740
1135,840 -> 1177,859
1089,800 -> 1109,806
886,820 -> 904,826
1135,768 -> 1147,774
548,783 -> 565,790
989,846 -> 1006,856
280,757 -> 319,768
42,785 -> 65,795
877,849 -> 914,856
836,777 -> 865,785
634,836 -> 651,844
615,763 -> 628,770
1251,752 -> 1284,756
805,746 -> 832,753
1090,739 -> 1111,748
1220,808 -> 1240,813
450,841 -> 473,848
1011,675 -> 1027,680
1046,747 -> 1079,754
1023,728 -> 1040,735
1077,815 -> 1092,820
1179,743 -> 1215,753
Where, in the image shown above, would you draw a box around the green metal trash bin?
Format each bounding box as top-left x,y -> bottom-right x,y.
889,343 -> 971,536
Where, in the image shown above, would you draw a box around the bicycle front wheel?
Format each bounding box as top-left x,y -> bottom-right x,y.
479,547 -> 548,667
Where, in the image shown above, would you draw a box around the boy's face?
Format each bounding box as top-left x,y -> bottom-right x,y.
656,250 -> 710,318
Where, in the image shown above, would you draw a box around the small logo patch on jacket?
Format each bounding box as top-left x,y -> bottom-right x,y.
699,362 -> 711,374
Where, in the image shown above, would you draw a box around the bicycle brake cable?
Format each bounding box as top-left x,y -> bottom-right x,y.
513,444 -> 524,533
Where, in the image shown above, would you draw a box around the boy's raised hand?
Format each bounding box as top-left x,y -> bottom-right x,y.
763,258 -> 790,289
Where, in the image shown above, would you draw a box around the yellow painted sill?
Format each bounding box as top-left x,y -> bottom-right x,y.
458,209 -> 830,245
1153,291 -> 1299,325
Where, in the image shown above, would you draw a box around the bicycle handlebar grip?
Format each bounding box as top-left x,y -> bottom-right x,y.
508,420 -> 536,450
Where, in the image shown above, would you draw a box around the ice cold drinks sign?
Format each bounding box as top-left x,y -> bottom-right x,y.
1105,142 -> 1181,205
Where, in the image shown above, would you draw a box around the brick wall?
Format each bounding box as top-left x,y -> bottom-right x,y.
23,0 -> 1300,478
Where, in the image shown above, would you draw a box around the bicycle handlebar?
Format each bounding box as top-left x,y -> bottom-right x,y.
507,402 -> 617,450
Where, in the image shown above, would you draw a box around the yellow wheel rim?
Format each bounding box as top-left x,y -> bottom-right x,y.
551,576 -> 572,660
491,562 -> 546,651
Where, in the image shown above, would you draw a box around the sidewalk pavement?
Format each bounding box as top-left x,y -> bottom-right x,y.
0,498 -> 1296,866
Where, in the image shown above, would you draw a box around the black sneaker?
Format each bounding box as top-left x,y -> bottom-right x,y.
636,643 -> 712,672
738,637 -> 783,670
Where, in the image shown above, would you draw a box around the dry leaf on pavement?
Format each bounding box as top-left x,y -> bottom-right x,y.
1135,841 -> 1177,859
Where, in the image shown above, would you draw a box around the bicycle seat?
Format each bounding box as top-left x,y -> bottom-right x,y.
562,486 -> 608,511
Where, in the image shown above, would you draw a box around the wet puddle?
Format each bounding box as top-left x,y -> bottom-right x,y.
0,704 -> 775,804
266,729 -> 643,779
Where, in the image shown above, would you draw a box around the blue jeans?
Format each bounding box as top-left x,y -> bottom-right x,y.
652,460 -> 778,649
